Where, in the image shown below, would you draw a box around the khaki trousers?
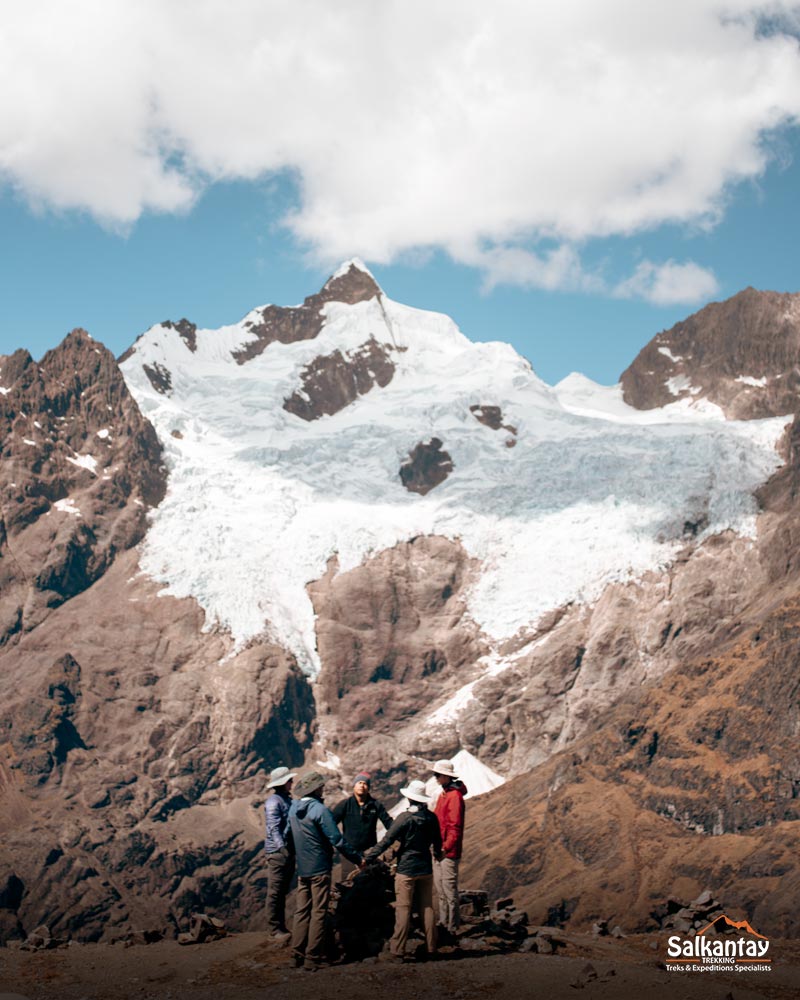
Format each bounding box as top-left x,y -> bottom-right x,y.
391,873 -> 436,956
291,873 -> 331,967
433,857 -> 460,930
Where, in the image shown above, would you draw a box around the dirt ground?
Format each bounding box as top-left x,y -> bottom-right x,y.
1,932 -> 799,1000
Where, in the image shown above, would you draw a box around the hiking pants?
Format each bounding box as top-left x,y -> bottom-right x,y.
265,849 -> 294,934
433,857 -> 460,930
392,873 -> 436,956
291,873 -> 331,967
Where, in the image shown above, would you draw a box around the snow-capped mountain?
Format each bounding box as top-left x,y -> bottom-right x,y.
120,260 -> 788,678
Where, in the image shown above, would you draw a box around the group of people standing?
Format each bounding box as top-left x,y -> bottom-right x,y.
263,760 -> 467,971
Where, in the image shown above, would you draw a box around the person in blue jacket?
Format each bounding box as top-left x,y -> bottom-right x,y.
263,765 -> 297,941
288,771 -> 363,971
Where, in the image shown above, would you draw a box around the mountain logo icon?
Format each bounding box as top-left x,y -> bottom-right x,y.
697,914 -> 768,939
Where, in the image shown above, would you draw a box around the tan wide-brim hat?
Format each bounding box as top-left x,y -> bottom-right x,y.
400,779 -> 430,804
432,758 -> 458,779
267,766 -> 298,789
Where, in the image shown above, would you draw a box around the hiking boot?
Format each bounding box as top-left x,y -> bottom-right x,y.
378,951 -> 404,964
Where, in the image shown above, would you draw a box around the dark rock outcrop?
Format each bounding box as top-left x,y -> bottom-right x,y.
399,438 -> 454,495
470,403 -> 518,447
142,362 -> 172,395
470,404 -> 517,435
10,653 -> 86,780
283,336 -> 396,420
233,263 -> 380,364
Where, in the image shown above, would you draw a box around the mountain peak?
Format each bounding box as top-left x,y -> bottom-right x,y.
222,259 -> 381,365
620,286 -> 800,418
327,256 -> 375,282
320,258 -> 381,305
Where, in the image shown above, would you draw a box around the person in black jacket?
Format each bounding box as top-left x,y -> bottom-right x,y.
363,778 -> 443,961
331,772 -> 392,878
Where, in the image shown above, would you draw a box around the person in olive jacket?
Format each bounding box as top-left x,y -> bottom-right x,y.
364,778 -> 443,961
331,771 -> 392,878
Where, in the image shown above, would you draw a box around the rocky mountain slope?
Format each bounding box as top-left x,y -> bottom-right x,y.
463,587 -> 800,937
620,287 -> 800,419
1,267 -> 800,942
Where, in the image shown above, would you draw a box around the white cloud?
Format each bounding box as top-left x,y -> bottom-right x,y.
464,244 -> 605,295
0,0 -> 799,298
459,243 -> 720,304
614,259 -> 721,305
466,246 -> 719,304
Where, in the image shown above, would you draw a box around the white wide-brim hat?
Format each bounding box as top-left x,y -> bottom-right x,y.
400,779 -> 430,804
432,758 -> 458,778
267,766 -> 298,789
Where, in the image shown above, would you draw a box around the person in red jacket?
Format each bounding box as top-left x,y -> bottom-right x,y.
431,759 -> 467,933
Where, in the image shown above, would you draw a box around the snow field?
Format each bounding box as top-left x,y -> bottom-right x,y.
121,271 -> 790,682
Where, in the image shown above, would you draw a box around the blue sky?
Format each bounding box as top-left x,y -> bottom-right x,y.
2,1 -> 800,386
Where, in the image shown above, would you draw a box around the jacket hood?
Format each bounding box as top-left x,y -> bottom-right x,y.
295,799 -> 314,819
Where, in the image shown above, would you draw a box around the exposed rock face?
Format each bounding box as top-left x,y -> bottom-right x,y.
470,404 -> 518,447
0,550 -> 315,943
399,438 -> 454,494
283,336 -> 396,421
620,288 -> 800,417
0,330 -> 317,943
0,330 -> 166,646
12,653 -> 86,781
422,532 -> 767,774
233,262 -> 380,365
470,404 -> 517,435
470,404 -> 505,430
142,361 -> 173,395
308,536 -> 485,791
462,592 -> 800,936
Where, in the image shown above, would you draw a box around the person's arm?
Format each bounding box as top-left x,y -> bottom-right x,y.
440,794 -> 460,857
377,800 -> 393,831
318,805 -> 362,864
431,812 -> 443,860
364,814 -> 407,862
265,796 -> 286,850
285,809 -> 295,856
